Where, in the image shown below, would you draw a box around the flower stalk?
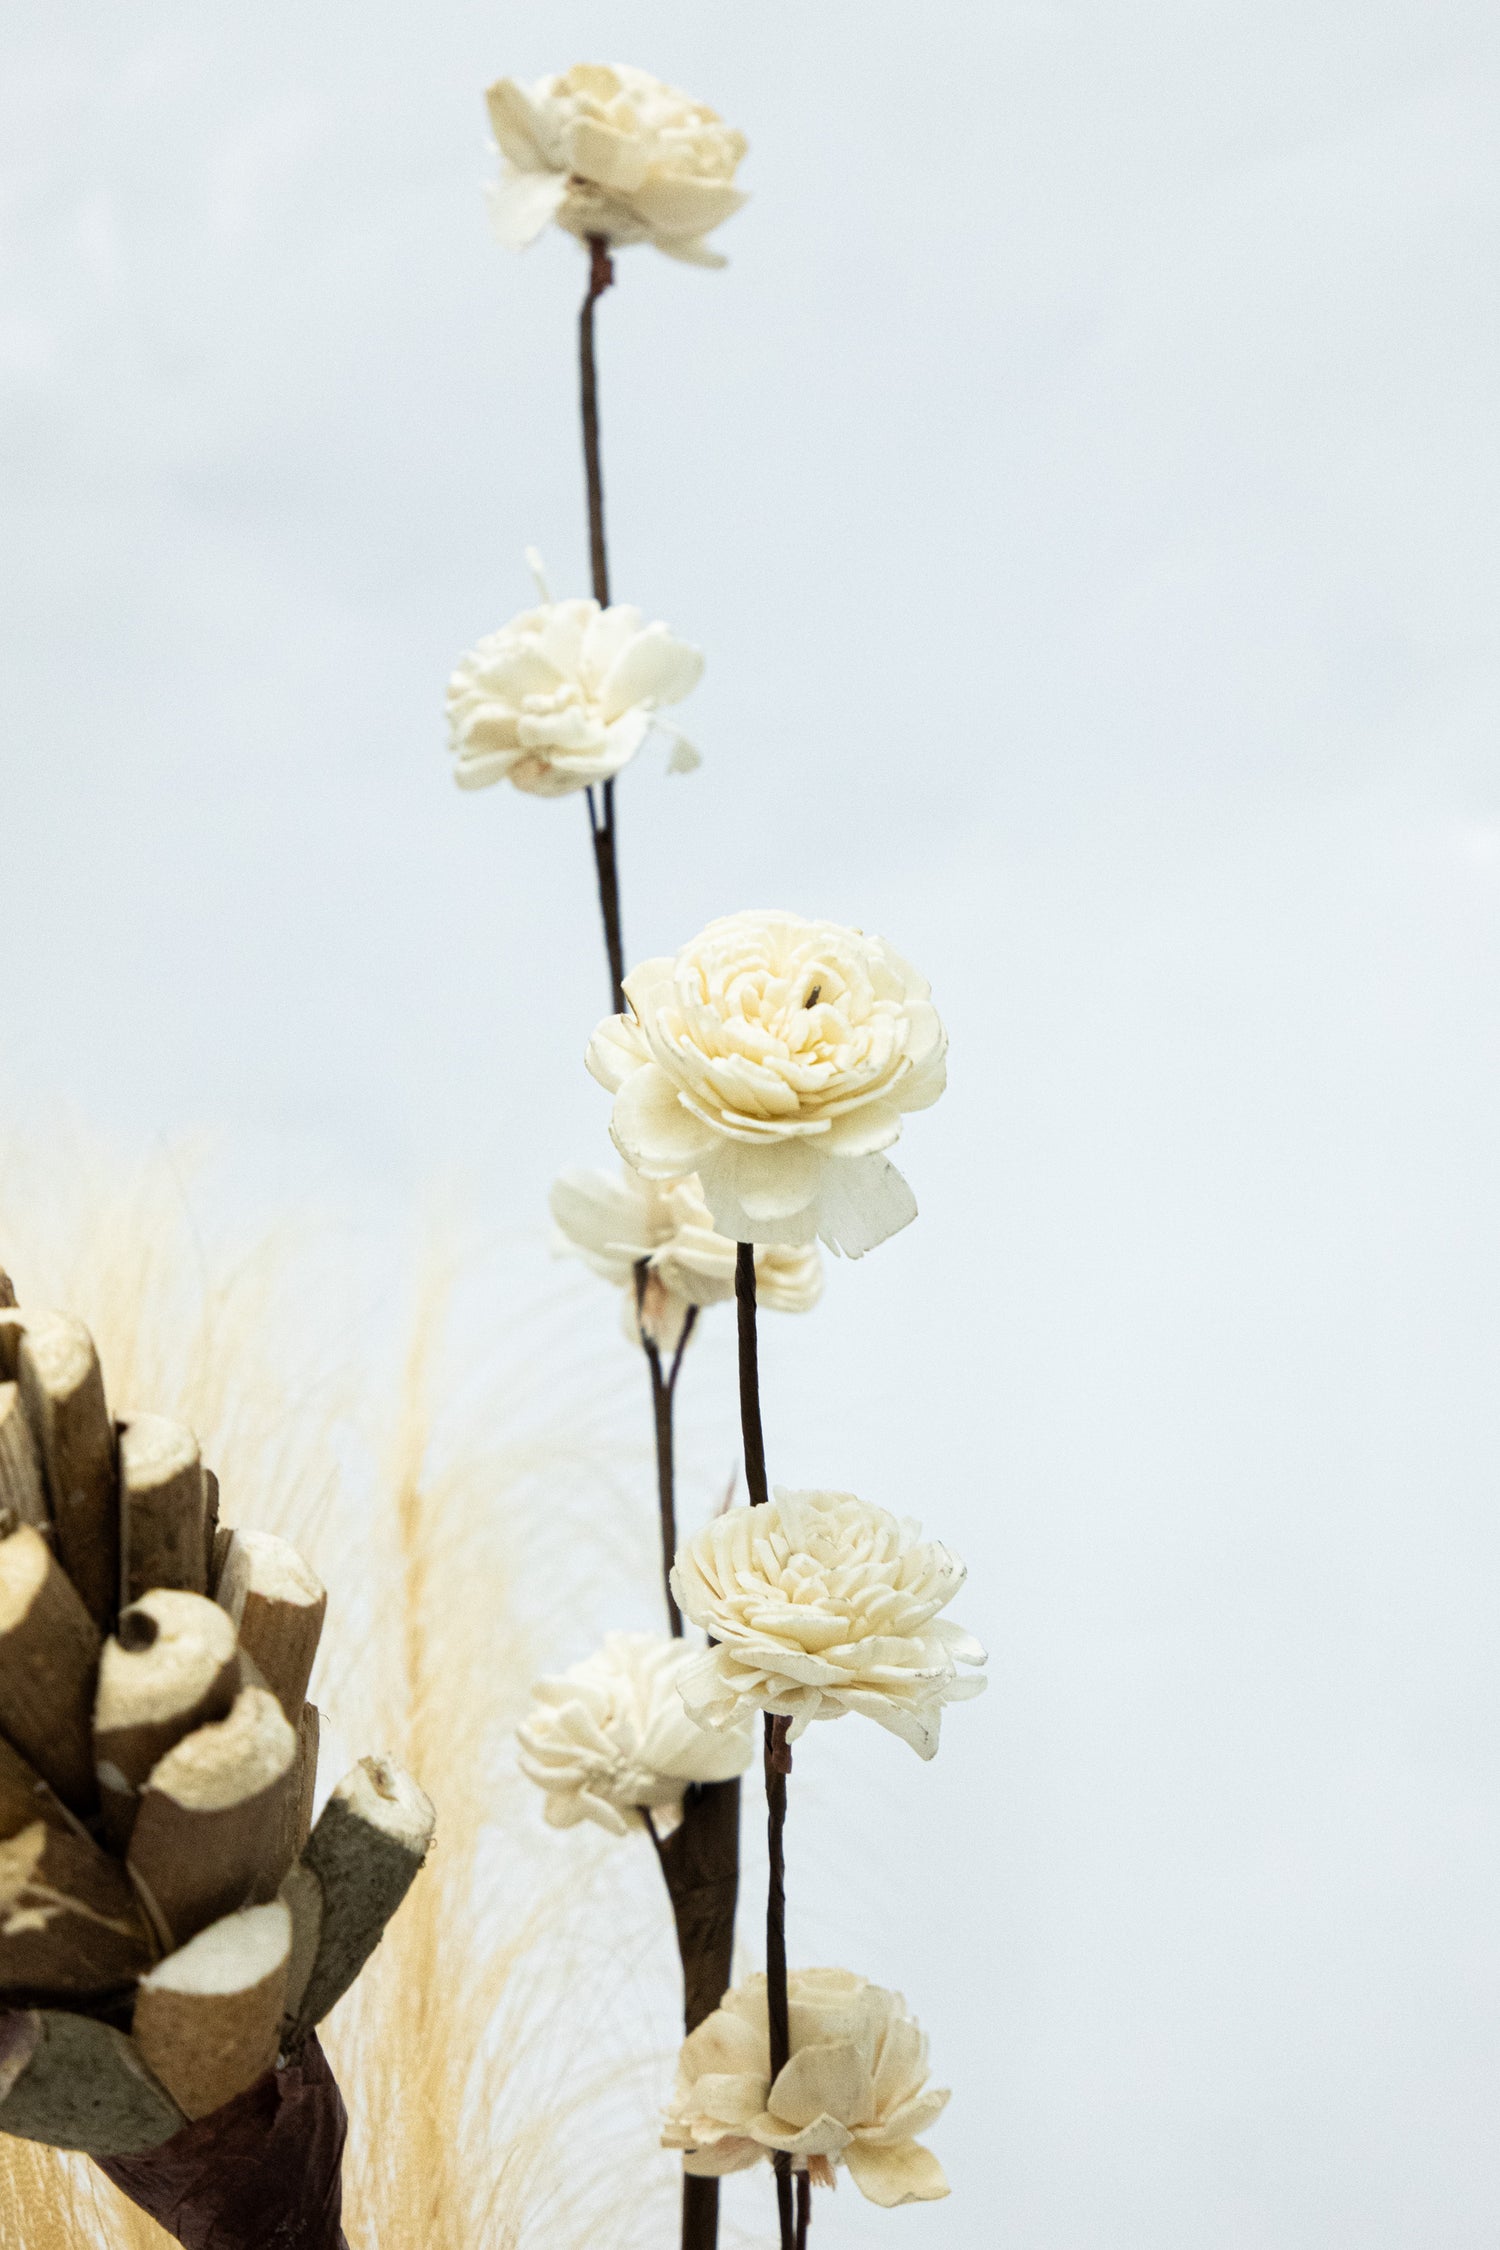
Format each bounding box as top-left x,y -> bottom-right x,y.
737,1244 -> 797,2248
578,234 -> 625,1014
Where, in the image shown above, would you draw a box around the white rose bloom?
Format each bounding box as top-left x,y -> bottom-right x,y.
550,1165 -> 823,1352
585,909 -> 947,1259
486,63 -> 749,269
447,594 -> 702,798
516,1632 -> 753,1838
662,1968 -> 950,2207
671,1489 -> 986,1761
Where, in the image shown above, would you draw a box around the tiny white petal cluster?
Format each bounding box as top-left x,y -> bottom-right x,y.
586,910 -> 948,1259
671,1489 -> 986,1760
550,1165 -> 823,1351
486,64 -> 749,268
448,597 -> 702,797
662,1968 -> 950,2206
516,1632 -> 753,1837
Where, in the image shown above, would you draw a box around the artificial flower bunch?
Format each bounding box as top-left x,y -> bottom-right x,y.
457,60 -> 984,2248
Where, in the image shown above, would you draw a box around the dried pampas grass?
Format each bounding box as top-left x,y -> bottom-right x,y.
0,1136 -> 683,2248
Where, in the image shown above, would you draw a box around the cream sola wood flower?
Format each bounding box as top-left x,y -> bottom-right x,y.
671,1488 -> 986,1759
549,1164 -> 823,1351
447,566 -> 703,797
517,1632 -> 754,1837
662,1968 -> 950,2206
486,64 -> 749,268
586,909 -> 948,1258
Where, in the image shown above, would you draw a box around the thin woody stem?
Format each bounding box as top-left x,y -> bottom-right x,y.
734,1245 -> 770,1510
795,2168 -> 811,2247
578,232 -> 625,1014
636,1270 -> 698,1637
737,1245 -> 795,2250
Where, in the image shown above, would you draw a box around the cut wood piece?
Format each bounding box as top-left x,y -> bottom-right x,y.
0,1273 -> 15,1312
0,1385 -> 47,1530
119,1414 -> 207,1606
278,1864 -> 322,2020
127,1687 -> 298,1950
0,1820 -> 155,1996
202,1469 -> 220,1596
216,1530 -> 326,1726
0,1520 -> 102,1813
210,1522 -> 233,1597
293,1704 -> 319,1856
94,1591 -> 242,1852
18,1311 -> 117,1628
0,1732 -> 89,1845
133,1900 -> 291,2122
0,2009 -> 184,2154
291,1754 -> 434,2037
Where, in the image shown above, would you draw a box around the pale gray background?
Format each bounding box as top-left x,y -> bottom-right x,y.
4,5 -> 1500,2245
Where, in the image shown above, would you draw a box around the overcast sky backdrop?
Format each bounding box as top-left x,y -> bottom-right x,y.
4,6 -> 1500,2245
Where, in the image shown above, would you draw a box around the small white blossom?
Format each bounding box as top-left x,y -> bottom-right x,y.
662,1968 -> 950,2207
550,1165 -> 823,1352
447,593 -> 702,798
516,1632 -> 753,1837
671,1489 -> 986,1760
486,64 -> 749,268
586,910 -> 947,1258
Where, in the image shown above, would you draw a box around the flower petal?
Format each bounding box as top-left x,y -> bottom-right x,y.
811,1153 -> 918,1259
613,1065 -> 721,1177
769,2041 -> 876,2132
486,168 -> 569,251
843,2138 -> 949,2206
585,1013 -> 651,1093
599,625 -> 705,720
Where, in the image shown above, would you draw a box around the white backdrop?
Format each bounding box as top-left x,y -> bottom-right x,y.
4,5 -> 1500,2244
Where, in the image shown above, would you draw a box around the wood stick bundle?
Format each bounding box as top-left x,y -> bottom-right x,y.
0,1283 -> 434,2155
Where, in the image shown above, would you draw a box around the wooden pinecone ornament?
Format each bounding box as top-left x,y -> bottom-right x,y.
0,1271 -> 434,2249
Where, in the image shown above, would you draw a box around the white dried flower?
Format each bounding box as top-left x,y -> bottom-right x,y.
447,590 -> 702,798
671,1488 -> 986,1760
662,1968 -> 950,2206
549,1164 -> 823,1352
586,909 -> 947,1258
516,1631 -> 753,1837
486,64 -> 749,268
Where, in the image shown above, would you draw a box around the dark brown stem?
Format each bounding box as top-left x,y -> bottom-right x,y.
661,1779 -> 742,2250
765,1712 -> 794,2250
736,1247 -> 793,2247
578,234 -> 625,1015
735,1245 -> 770,1511
796,2167 -> 811,2247
580,234 -> 613,607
